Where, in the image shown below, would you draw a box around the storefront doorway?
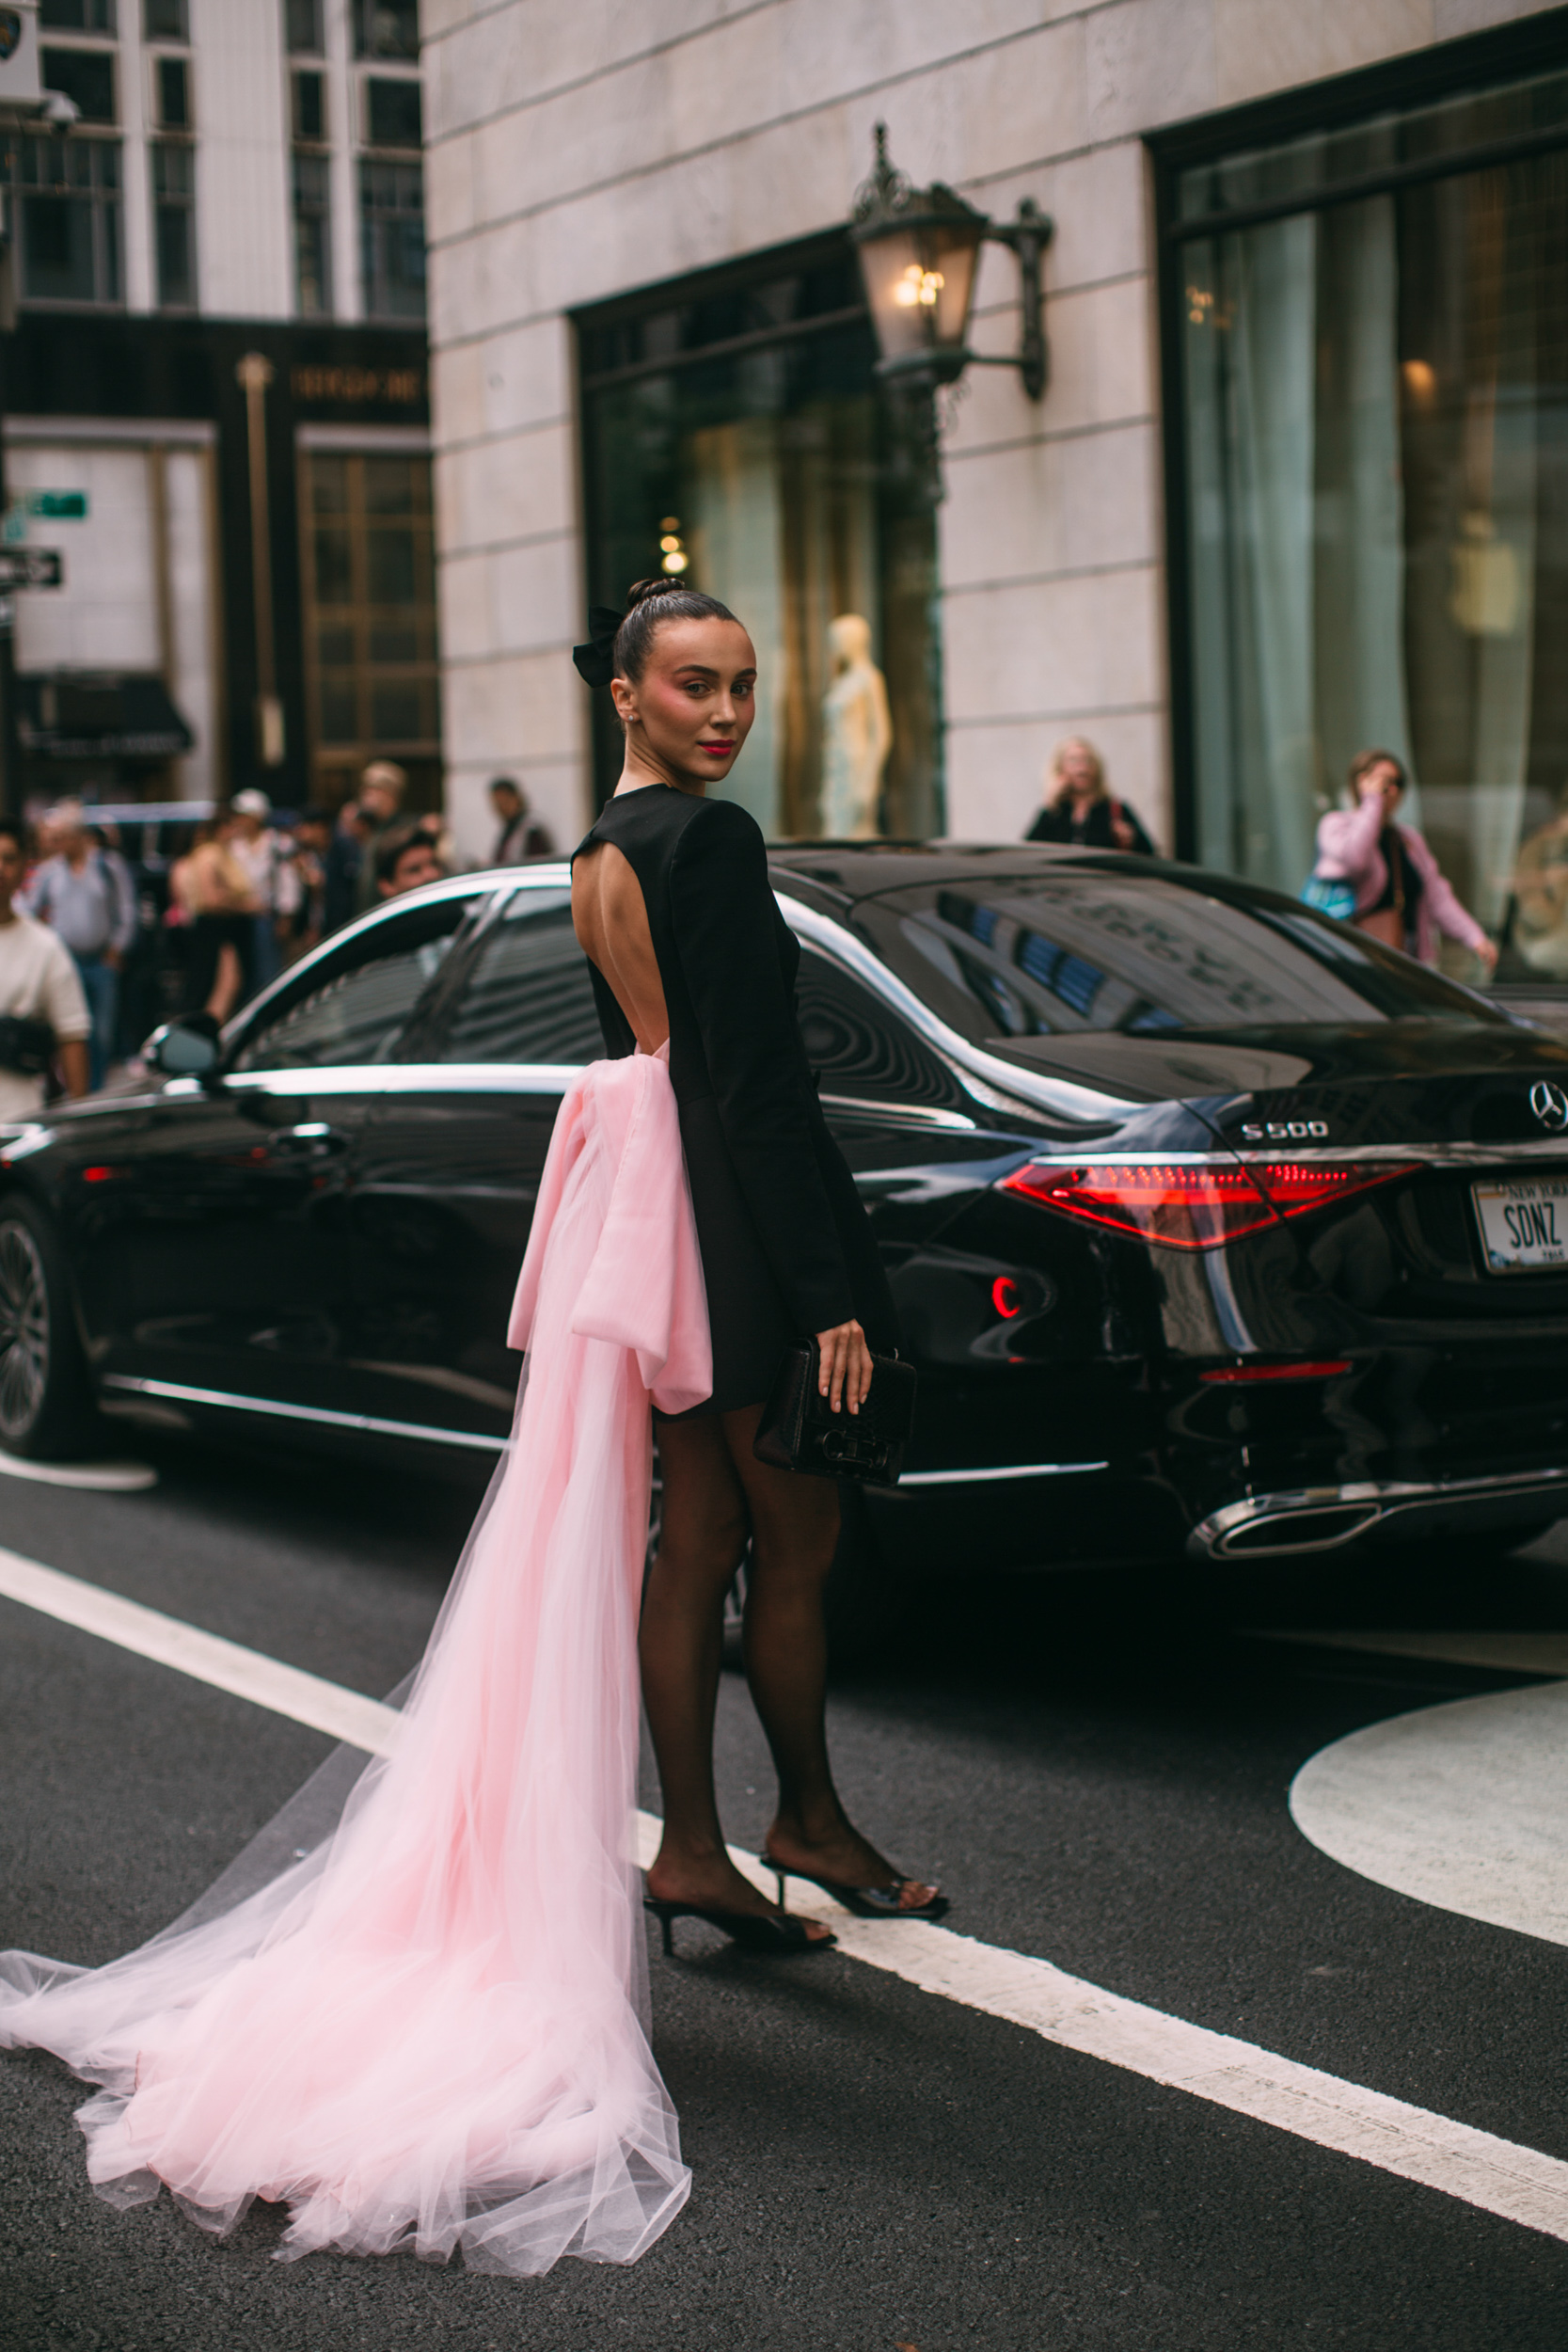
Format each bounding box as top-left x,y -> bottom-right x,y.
576,233 -> 942,839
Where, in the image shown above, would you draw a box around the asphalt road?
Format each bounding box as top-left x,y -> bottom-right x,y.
3,1428 -> 1568,2351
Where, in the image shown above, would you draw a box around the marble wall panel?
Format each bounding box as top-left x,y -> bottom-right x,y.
945,275 -> 1156,457
1212,0 -> 1434,103
1436,0 -> 1561,25
431,325 -> 574,453
941,422 -> 1160,591
442,647 -> 581,773
435,421 -> 576,557
942,565 -> 1164,723
1086,0 -> 1218,142
967,141 -> 1148,298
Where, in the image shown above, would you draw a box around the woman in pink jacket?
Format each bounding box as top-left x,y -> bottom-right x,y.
1313,748 -> 1497,974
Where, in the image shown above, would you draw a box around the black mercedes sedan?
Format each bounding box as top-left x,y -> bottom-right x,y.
7,842 -> 1568,1605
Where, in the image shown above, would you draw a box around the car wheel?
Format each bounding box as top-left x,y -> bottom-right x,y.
0,1199 -> 92,1458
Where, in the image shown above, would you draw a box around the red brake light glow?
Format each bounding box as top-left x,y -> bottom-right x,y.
1200,1360 -> 1351,1384
991,1276 -> 1022,1319
997,1157 -> 1420,1251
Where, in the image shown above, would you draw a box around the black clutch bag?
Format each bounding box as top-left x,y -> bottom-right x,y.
0,1013 -> 55,1079
752,1341 -> 916,1487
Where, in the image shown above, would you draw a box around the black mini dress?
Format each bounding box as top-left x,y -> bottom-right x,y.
573,784 -> 898,1418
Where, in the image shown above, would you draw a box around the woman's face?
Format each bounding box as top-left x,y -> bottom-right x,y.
1056,741 -> 1098,801
1357,760 -> 1404,814
612,617 -> 757,791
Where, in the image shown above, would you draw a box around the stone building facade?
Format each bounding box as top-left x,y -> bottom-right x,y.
422,0 -> 1568,974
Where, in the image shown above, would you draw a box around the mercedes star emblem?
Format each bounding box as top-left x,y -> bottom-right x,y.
1529,1079 -> 1568,1132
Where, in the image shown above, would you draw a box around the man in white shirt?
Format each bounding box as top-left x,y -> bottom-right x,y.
0,818 -> 91,1124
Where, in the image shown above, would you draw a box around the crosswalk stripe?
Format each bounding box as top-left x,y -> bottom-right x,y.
5,1548 -> 1568,2244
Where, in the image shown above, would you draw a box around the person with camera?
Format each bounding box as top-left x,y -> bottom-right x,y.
0,818 -> 91,1122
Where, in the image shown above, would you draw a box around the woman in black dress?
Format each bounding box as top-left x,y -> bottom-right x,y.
572,578 -> 945,1951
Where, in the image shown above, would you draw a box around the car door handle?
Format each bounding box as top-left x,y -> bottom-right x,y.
269,1123 -> 350,1157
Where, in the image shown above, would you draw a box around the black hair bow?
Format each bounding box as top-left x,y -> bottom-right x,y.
572,605 -> 624,689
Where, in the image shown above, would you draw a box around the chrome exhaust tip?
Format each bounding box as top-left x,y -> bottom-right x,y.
1212,1502 -> 1383,1557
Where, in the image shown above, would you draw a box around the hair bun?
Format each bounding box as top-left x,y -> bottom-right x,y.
624,575 -> 689,611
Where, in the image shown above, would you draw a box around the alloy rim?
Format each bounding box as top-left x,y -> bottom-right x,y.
0,1221 -> 49,1442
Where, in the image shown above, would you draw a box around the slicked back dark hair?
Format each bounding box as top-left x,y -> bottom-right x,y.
614,576 -> 740,684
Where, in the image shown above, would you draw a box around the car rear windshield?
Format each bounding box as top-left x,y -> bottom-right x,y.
851,869 -> 1507,1044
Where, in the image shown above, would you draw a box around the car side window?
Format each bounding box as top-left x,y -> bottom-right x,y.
793,948 -> 956,1108
434,889 -> 604,1065
230,900 -> 471,1073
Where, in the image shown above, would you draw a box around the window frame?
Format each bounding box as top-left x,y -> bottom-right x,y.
1148,8 -> 1568,870
223,887 -> 490,1078
7,130 -> 122,309
416,881 -> 607,1073
150,136 -> 195,308
297,443 -> 442,798
357,151 -> 425,322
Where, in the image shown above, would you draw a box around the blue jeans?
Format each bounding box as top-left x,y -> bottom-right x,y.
71,952 -> 119,1092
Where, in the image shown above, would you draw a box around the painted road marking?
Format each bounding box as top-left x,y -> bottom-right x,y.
0,1548 -> 394,1754
1291,1680 -> 1568,1951
1256,1628 -> 1568,1678
5,1549 -> 1568,2245
0,1452 -> 157,1493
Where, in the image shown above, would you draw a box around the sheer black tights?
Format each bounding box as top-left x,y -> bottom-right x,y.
641,1402 -> 888,1915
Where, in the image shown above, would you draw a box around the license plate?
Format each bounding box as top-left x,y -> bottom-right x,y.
1473,1177 -> 1568,1272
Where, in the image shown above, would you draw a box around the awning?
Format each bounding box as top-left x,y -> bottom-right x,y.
17,674 -> 196,762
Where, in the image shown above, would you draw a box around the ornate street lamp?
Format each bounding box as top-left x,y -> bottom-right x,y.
850,124 -> 1052,402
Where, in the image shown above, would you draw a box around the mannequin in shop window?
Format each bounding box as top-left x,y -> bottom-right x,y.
819,613 -> 892,839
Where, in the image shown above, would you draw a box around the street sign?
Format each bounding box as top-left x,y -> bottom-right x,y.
25,490 -> 87,518
0,547 -> 62,588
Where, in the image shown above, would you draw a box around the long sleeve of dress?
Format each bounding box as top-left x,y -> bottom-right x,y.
669,798 -> 856,1337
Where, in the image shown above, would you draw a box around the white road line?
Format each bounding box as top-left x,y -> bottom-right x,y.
0,1549 -> 398,1756
0,1453 -> 157,1493
5,1549 -> 1568,2244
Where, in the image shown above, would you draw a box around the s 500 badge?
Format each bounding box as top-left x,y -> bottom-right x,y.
1241,1120 -> 1330,1140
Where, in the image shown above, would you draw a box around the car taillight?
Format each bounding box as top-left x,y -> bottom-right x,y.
1246,1160 -> 1421,1217
996,1156 -> 1420,1251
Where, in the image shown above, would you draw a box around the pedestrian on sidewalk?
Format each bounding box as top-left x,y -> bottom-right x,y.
1025,737 -> 1154,853
352,760 -> 409,915
1312,750 -> 1497,973
490,774 -> 555,865
170,811 -> 261,1024
22,800 -> 136,1090
226,788 -> 296,996
0,817 -> 90,1121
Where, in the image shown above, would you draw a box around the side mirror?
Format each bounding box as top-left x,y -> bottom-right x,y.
146,1015 -> 221,1080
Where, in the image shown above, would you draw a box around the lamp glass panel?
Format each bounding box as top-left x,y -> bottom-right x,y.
855,228 -> 933,364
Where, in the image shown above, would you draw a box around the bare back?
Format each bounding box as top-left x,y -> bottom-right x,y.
572,838 -> 669,1056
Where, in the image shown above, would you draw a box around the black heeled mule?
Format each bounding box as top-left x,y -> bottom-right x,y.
643,1897 -> 835,1958
760,1853 -> 950,1922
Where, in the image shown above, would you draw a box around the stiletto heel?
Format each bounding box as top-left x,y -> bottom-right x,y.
642,1896 -> 833,1958
772,1867 -> 786,1907
758,1852 -> 949,1922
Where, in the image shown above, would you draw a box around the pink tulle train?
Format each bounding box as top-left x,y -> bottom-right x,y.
0,1046 -> 711,2276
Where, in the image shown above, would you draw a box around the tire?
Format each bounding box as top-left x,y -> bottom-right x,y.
0,1197 -> 93,1458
